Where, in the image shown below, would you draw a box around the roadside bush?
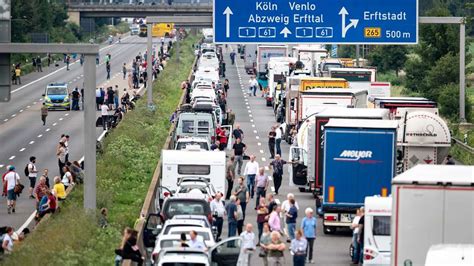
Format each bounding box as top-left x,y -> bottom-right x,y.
438,83 -> 472,122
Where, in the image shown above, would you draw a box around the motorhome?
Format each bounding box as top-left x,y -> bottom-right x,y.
291,45 -> 327,76
256,45 -> 288,89
266,57 -> 297,107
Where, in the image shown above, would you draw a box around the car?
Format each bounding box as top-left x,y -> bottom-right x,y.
175,137 -> 211,151
175,177 -> 218,201
160,195 -> 212,223
154,237 -> 243,266
43,83 -> 71,110
172,215 -> 214,230
167,226 -> 216,248
151,234 -> 206,264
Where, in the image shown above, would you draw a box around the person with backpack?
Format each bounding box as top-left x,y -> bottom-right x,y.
26,156 -> 38,199
4,166 -> 21,214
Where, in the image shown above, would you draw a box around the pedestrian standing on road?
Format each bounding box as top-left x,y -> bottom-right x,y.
269,155 -> 290,195
56,142 -> 67,176
96,88 -> 102,110
106,62 -> 111,80
101,103 -> 110,130
275,125 -> 283,157
230,51 -> 236,65
226,156 -> 235,200
351,208 -> 362,264
268,126 -> 276,159
27,156 -> 38,199
243,155 -> 259,199
263,231 -> 286,266
268,205 -> 282,233
34,176 -> 47,207
47,53 -> 52,67
210,192 -> 226,241
61,135 -> 70,163
4,166 -> 20,214
227,109 -> 235,127
41,103 -> 48,125
291,229 -> 308,266
223,78 -> 230,95
254,167 -> 269,209
241,223 -> 257,260
357,207 -> 365,265
232,138 -> 246,175
233,176 -> 250,222
14,66 -> 21,85
36,56 -> 43,72
236,198 -> 244,235
226,195 -> 238,237
72,87 -> 80,111
80,54 -> 84,66
122,63 -> 127,79
100,87 -> 105,105
282,193 -> 300,240
260,223 -> 272,266
285,199 -> 298,242
218,127 -> 228,151
114,85 -> 120,110
248,76 -> 258,96
301,208 -> 317,264
66,55 -> 70,71
256,197 -> 269,241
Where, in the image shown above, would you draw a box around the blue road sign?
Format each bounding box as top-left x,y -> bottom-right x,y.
214,0 -> 418,44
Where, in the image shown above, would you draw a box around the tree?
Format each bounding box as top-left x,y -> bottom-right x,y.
368,46 -> 408,76
424,52 -> 459,100
438,83 -> 472,121
404,57 -> 427,93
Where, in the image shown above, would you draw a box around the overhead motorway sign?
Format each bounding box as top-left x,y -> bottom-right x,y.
214,0 -> 418,44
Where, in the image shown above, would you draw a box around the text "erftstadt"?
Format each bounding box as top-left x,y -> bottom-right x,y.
364,11 -> 408,21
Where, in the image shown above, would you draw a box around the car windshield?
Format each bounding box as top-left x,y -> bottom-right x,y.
323,63 -> 342,71
164,225 -> 202,234
47,87 -> 67,95
178,184 -> 208,194
161,239 -> 182,248
165,201 -> 208,217
373,216 -> 390,236
170,231 -> 210,241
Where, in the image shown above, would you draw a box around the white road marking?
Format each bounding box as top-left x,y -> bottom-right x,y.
253,130 -> 257,133
8,156 -> 15,160
268,175 -> 273,181
38,98 -> 42,101
29,141 -> 34,145
26,105 -> 31,108
4,119 -> 8,122
11,114 -> 16,117
59,117 -> 63,121
19,148 -> 26,152
0,165 -> 4,169
256,136 -> 259,139
248,110 -> 251,113
275,199 -> 280,204
260,150 -> 264,154
45,128 -> 50,132
65,113 -> 69,116
257,142 -> 261,146
68,81 -> 72,84
249,114 -> 253,117
52,122 -> 57,126
33,102 -> 37,104
271,187 -> 276,193
265,166 -> 269,171
37,134 -> 42,138
261,157 -> 266,162
19,109 -> 23,113
247,106 -> 250,109
252,124 -> 255,128
250,119 -> 254,122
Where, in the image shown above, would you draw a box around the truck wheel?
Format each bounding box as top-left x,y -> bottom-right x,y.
323,225 -> 336,234
298,187 -> 305,192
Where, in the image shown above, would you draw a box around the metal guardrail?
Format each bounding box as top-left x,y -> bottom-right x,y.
453,137 -> 474,154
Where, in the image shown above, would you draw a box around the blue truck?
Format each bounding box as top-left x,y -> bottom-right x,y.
322,119 -> 398,234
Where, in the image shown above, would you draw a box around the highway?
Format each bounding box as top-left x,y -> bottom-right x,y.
221,47 -> 351,265
0,35 -> 148,231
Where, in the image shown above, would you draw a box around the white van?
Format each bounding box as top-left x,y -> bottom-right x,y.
363,196 -> 392,266
161,149 -> 226,194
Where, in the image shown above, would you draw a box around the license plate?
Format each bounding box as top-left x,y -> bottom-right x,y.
340,213 -> 354,223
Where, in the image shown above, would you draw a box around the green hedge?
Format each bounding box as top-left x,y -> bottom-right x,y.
3,34 -> 199,265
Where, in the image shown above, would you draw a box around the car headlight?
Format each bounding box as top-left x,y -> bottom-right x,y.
64,97 -> 69,102
44,97 -> 51,103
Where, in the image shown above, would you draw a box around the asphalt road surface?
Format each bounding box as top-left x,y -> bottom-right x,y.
221,46 -> 353,265
0,35 -> 149,231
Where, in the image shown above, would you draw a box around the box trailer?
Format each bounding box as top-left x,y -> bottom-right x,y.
391,165 -> 474,266
322,119 -> 398,234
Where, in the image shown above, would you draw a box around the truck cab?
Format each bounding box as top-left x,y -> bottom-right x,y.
266,57 -> 297,107
43,83 -> 70,110
319,58 -> 343,77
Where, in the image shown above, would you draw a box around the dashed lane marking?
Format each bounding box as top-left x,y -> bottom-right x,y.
261,157 -> 266,162
8,156 -> 15,160
26,105 -> 31,108
45,128 -> 50,132
252,124 -> 255,128
29,141 -> 34,145
59,118 -> 63,121
38,98 -> 42,101
265,166 -> 269,171
258,142 -> 261,146
256,136 -> 259,139
33,102 -> 37,104
19,109 -> 23,113
249,114 -> 253,117
253,130 -> 257,133
65,113 -> 69,116
37,134 -> 42,138
260,150 -> 264,154
52,122 -> 57,126
19,148 -> 26,152
11,114 -> 16,117
4,119 -> 8,122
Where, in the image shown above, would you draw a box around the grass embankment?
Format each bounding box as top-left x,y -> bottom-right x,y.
3,34 -> 199,265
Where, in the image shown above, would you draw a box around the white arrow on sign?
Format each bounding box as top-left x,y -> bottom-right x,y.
339,7 -> 359,38
223,7 -> 233,38
280,27 -> 292,38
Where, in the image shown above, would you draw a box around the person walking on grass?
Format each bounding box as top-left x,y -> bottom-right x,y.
41,103 -> 48,125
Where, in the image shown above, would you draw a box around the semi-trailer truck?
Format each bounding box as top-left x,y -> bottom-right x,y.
256,45 -> 288,90
322,119 -> 398,234
391,165 -> 474,266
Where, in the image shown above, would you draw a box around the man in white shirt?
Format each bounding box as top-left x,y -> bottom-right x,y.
240,223 -> 256,251
188,230 -> 207,251
248,76 -> 258,96
27,156 -> 38,199
101,103 -> 109,130
4,165 -> 21,214
275,124 -> 283,157
281,193 -> 300,239
243,155 -> 259,199
210,192 -> 226,241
